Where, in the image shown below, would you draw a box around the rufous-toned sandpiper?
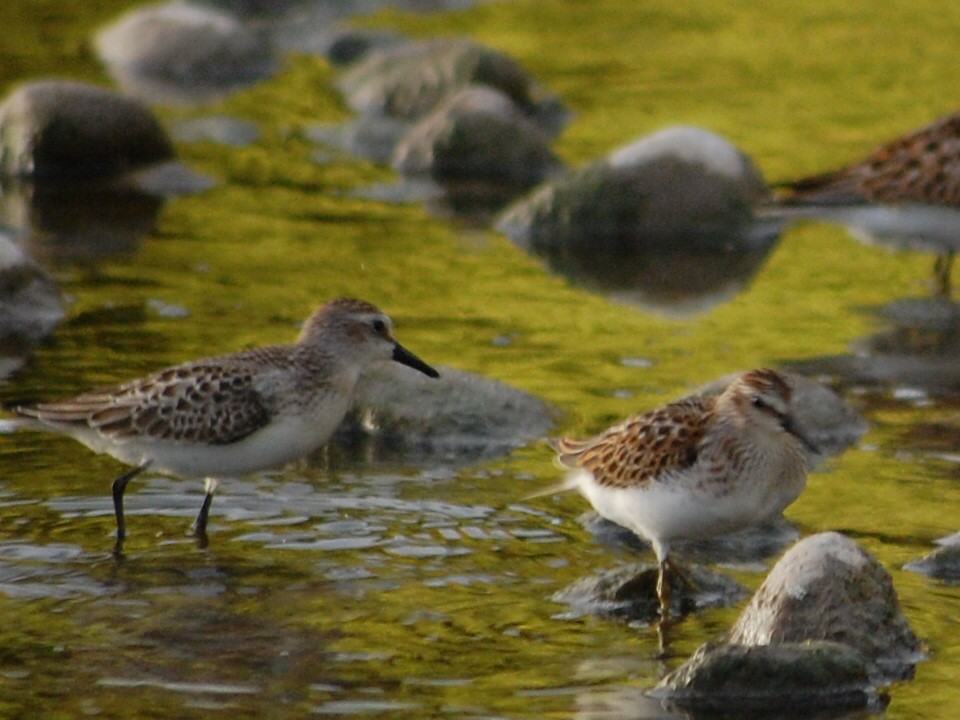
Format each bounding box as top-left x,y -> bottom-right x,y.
771,108 -> 960,295
6,297 -> 439,552
533,368 -> 817,618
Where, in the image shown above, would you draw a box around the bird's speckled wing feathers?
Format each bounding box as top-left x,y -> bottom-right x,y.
15,347 -> 290,445
780,111 -> 960,207
555,396 -> 713,489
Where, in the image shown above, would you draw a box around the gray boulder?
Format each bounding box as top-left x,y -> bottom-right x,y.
497,126 -> 771,254
392,85 -> 563,188
95,2 -> 277,104
904,531 -> 960,582
654,532 -> 921,714
727,532 -> 922,680
0,80 -> 173,179
337,38 -> 567,135
653,641 -> 876,715
330,364 -> 558,465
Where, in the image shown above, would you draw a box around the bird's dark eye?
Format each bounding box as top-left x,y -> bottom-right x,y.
753,396 -> 768,410
372,319 -> 387,334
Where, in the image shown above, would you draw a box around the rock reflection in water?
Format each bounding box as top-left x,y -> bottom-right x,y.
513,221 -> 781,317
0,178 -> 165,264
789,296 -> 960,395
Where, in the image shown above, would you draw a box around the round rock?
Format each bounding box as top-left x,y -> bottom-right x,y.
654,641 -> 876,714
336,38 -> 567,135
330,364 -> 557,465
727,531 -> 923,681
95,2 -> 277,104
0,80 -> 173,179
392,85 -> 563,188
496,126 -> 770,253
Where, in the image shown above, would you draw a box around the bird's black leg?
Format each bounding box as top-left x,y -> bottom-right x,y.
934,252 -> 955,298
656,559 -> 671,621
191,478 -> 219,544
111,462 -> 150,555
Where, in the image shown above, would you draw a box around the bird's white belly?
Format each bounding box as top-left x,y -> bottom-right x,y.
575,465 -> 804,545
67,396 -> 350,479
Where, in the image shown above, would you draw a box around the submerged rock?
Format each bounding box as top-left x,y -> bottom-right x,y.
0,80 -> 174,179
553,562 -> 747,623
497,126 -> 771,253
0,233 -> 63,380
654,532 -> 921,714
337,38 -> 568,135
329,365 -> 557,465
904,531 -> 960,582
654,641 -> 875,715
95,2 -> 277,104
392,86 -> 563,188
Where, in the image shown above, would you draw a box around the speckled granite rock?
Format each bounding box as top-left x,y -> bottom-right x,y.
553,562 -> 747,623
0,80 -> 173,179
654,532 -> 921,714
95,2 -> 277,104
727,532 -> 922,680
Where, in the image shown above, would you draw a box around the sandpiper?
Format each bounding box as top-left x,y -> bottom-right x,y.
7,297 -> 439,551
534,369 -> 817,618
770,108 -> 960,295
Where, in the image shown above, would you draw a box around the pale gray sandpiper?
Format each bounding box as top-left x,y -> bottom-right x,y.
531,369 -> 817,618
7,297 -> 439,551
770,109 -> 960,295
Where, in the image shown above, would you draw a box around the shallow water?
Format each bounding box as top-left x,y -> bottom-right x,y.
2,1 -> 960,718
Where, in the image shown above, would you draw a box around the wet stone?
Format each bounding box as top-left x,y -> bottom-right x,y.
727,532 -> 923,682
904,532 -> 960,582
552,563 -> 747,623
653,641 -> 877,715
95,2 -> 277,104
0,80 -> 174,179
329,365 -> 558,466
392,85 -> 563,188
497,126 -> 771,255
336,38 -> 568,135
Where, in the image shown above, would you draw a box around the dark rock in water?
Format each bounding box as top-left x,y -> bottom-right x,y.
0,233 -> 63,380
497,126 -> 770,254
495,126 -> 782,315
336,38 -> 568,136
275,22 -> 405,63
653,641 -> 876,715
552,563 -> 747,623
696,369 -> 868,460
727,532 -> 923,682
95,2 -> 277,104
0,80 -> 174,180
904,532 -> 960,582
393,86 -> 564,188
329,365 -> 558,466
581,513 -> 800,567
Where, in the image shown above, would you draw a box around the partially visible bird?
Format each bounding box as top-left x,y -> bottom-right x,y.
769,108 -> 960,296
534,368 -> 817,618
6,297 -> 439,552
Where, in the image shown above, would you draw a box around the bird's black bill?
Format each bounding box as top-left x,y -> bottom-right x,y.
782,416 -> 820,454
392,342 -> 440,378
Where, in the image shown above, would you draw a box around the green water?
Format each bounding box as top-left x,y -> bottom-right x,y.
2,1 -> 960,718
